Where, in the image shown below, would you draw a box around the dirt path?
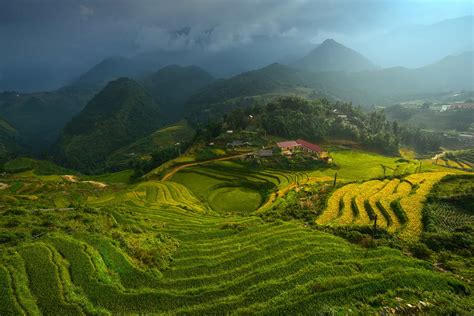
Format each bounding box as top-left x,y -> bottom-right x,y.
161,153 -> 249,181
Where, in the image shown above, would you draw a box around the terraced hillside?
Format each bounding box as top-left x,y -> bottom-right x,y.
169,160 -> 312,213
437,149 -> 474,171
0,172 -> 471,314
316,172 -> 450,240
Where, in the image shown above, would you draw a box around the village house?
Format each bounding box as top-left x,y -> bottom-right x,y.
295,139 -> 323,155
276,140 -> 299,155
276,139 -> 324,158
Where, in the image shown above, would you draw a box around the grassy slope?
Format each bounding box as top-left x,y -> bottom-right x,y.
106,120 -> 195,167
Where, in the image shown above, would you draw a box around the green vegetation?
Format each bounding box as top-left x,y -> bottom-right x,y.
195,96 -> 400,156
142,65 -> 215,121
169,161 -> 278,213
0,117 -> 23,163
0,87 -> 94,152
419,174 -> 474,284
442,149 -> 474,171
208,186 -> 262,213
2,157 -> 74,175
0,145 -> 473,314
315,172 -> 449,240
0,162 -> 472,314
386,103 -> 474,132
54,78 -> 163,173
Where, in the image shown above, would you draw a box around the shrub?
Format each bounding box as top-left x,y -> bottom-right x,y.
421,231 -> 474,256
410,242 -> 432,260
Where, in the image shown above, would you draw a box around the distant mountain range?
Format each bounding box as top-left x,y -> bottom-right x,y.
0,38 -> 472,163
187,49 -> 474,121
0,86 -> 95,152
1,15 -> 471,93
361,15 -> 474,68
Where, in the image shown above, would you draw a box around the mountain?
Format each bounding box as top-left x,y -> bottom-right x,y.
141,65 -> 214,120
55,78 -> 163,173
71,56 -> 148,89
0,86 -> 94,152
0,56 -> 149,152
362,15 -> 474,68
187,63 -> 317,108
0,117 -> 24,163
292,39 -> 376,73
344,51 -> 474,100
106,120 -> 195,169
186,51 -> 474,123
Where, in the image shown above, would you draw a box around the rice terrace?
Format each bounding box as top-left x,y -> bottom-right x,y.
1,1 -> 474,315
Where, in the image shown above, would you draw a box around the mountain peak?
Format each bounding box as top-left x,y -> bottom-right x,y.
292,39 -> 376,73
320,38 -> 338,46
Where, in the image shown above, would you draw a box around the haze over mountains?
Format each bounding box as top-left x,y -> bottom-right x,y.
0,25 -> 472,163
360,15 -> 474,68
1,14 -> 472,93
293,39 -> 376,73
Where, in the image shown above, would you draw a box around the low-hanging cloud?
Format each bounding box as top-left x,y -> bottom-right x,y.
0,0 -> 472,91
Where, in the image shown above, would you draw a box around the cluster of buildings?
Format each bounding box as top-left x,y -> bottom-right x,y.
276,139 -> 323,156
253,139 -> 329,161
220,135 -> 329,161
440,103 -> 474,112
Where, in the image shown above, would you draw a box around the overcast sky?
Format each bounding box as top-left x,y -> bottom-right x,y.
0,0 -> 472,91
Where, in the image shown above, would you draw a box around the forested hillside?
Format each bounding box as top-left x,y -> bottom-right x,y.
204,97 -> 400,155
54,78 -> 163,173
141,65 -> 215,120
0,87 -> 94,151
0,117 -> 23,162
186,52 -> 474,123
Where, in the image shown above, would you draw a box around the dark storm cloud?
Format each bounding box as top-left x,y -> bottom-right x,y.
0,0 -> 472,91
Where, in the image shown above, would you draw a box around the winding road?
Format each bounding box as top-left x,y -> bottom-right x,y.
161,153 -> 249,181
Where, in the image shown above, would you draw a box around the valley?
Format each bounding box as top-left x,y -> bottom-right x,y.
0,5 -> 473,314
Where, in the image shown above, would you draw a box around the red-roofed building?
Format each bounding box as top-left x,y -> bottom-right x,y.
276,140 -> 299,150
276,139 -> 323,157
296,139 -> 322,155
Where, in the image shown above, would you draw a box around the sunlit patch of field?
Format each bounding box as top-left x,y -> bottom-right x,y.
316,172 -> 450,240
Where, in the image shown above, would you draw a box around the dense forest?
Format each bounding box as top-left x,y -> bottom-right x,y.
198,97 -> 400,155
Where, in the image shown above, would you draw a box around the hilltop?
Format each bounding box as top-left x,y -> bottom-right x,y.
293,39 -> 376,73
186,50 -> 474,122
54,78 -> 163,173
141,65 -> 215,120
71,56 -> 147,89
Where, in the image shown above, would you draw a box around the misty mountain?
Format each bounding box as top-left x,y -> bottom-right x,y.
362,15 -> 474,68
293,39 -> 376,73
186,63 -> 318,108
0,87 -> 94,152
55,78 -> 163,173
186,50 -> 474,122
141,65 -> 215,120
344,51 -> 474,101
71,56 -> 150,89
